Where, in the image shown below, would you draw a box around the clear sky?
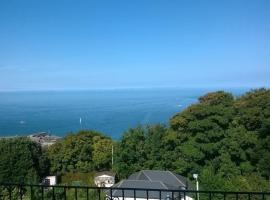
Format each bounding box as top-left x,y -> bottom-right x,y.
0,0 -> 269,91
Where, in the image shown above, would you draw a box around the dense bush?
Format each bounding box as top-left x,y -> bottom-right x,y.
114,89 -> 270,191
0,137 -> 48,183
46,130 -> 113,174
1,89 -> 270,192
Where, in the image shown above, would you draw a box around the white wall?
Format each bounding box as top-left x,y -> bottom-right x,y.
109,195 -> 193,200
44,176 -> 57,186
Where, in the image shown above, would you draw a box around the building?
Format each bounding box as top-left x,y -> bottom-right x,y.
43,176 -> 57,186
108,170 -> 193,200
28,132 -> 61,147
94,171 -> 115,187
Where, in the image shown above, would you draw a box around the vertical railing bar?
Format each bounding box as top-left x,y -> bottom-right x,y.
236,193 -> 238,200
134,189 -> 136,200
41,185 -> 44,200
64,187 -> 67,200
184,190 -> 186,200
248,193 -> 251,200
262,193 -> 265,200
110,188 -> 113,200
86,188 -> 89,200
30,185 -> 33,200
97,188 -> 100,200
159,190 -> 161,200
172,191 -> 174,200
75,187 -> 78,200
223,192 -> 226,200
53,186 -> 55,200
122,189 -> 125,200
19,184 -> 23,200
209,191 -> 212,200
9,185 -> 12,200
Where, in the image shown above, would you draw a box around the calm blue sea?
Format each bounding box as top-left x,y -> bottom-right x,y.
0,88 -> 248,139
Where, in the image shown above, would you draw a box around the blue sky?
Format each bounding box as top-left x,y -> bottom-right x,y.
0,0 -> 269,91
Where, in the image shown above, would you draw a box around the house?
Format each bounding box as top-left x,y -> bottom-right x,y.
28,132 -> 61,147
108,170 -> 193,200
43,176 -> 57,186
94,171 -> 115,187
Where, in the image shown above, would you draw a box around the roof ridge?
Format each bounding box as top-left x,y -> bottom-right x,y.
167,171 -> 185,186
159,181 -> 169,189
136,171 -> 141,180
143,169 -> 163,172
141,170 -> 152,181
125,179 -> 162,183
112,180 -> 124,196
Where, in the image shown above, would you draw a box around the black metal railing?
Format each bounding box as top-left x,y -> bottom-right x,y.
0,183 -> 270,200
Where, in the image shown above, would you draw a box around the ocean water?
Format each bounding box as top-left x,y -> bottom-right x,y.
0,88 -> 248,139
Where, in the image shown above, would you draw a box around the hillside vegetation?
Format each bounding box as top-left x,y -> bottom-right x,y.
114,88 -> 270,191
0,88 -> 270,192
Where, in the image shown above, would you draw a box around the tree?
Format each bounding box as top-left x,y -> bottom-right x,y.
0,137 -> 47,183
46,130 -> 112,174
114,125 -> 167,179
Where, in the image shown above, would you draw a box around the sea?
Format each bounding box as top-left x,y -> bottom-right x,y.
0,87 -> 249,139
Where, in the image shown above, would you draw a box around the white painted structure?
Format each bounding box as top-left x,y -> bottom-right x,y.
107,196 -> 193,200
43,176 -> 57,186
108,170 -> 194,200
94,172 -> 115,187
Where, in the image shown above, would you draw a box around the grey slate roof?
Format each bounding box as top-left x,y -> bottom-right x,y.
110,180 -> 180,199
108,170 -> 193,199
128,170 -> 189,190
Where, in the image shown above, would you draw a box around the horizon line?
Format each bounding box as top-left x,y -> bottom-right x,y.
0,85 -> 266,93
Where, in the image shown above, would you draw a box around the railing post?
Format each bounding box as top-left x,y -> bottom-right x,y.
30,185 -> 33,200
64,187 -> 67,200
75,187 -> 78,200
41,185 -> 44,200
122,189 -> 125,200
110,188 -> 113,200
8,185 -> 12,200
52,186 -> 55,200
19,183 -> 23,200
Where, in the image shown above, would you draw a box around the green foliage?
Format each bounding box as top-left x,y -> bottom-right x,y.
0,137 -> 47,183
60,172 -> 95,186
115,88 -> 270,191
168,89 -> 270,190
114,125 -> 167,179
46,130 -> 113,174
1,88 -> 270,193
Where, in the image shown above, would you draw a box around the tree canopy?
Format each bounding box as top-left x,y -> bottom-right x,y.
1,89 -> 270,192
0,137 -> 48,183
114,89 -> 270,191
46,130 -> 113,174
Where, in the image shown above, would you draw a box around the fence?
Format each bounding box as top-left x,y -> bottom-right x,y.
0,183 -> 270,200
